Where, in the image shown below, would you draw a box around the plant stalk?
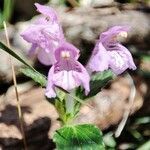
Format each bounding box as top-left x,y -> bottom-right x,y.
66,94 -> 74,114
3,21 -> 28,150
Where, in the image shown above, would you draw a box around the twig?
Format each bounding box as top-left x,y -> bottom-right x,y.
3,21 -> 28,150
115,73 -> 136,137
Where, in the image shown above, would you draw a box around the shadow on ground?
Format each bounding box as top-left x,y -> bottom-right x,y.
0,105 -> 55,150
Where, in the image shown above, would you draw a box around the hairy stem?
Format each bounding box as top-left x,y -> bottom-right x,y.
66,94 -> 74,114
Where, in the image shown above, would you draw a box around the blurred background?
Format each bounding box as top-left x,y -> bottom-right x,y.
0,0 -> 149,149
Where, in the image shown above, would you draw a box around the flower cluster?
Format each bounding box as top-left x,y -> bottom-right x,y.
21,3 -> 136,98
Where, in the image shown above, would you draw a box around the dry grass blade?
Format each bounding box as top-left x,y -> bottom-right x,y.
3,21 -> 28,150
115,73 -> 136,137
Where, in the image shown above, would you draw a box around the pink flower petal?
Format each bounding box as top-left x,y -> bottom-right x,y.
88,42 -> 110,72
88,26 -> 136,74
34,3 -> 58,22
21,3 -> 65,66
46,44 -> 90,98
37,49 -> 56,66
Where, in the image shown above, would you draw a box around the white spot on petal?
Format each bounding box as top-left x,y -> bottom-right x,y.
119,31 -> 128,38
61,51 -> 70,59
110,51 -> 125,68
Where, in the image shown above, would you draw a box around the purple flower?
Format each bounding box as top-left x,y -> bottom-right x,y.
34,3 -> 58,23
21,3 -> 64,65
45,42 -> 90,98
88,26 -> 136,74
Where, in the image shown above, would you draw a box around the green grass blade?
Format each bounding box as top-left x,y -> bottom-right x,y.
0,41 -> 35,71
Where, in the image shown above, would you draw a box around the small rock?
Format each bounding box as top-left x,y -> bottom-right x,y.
80,0 -> 114,7
75,76 -> 145,129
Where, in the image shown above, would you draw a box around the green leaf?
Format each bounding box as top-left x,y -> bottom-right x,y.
135,117 -> 150,125
0,41 -> 47,86
68,92 -> 88,105
130,130 -> 143,141
141,54 -> 150,62
20,67 -> 47,87
3,0 -> 15,22
138,70 -> 150,78
0,41 -> 35,71
103,132 -> 116,148
53,124 -> 105,150
0,11 -> 3,28
76,70 -> 115,99
137,140 -> 150,150
54,89 -> 88,124
56,87 -> 89,105
55,98 -> 67,124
